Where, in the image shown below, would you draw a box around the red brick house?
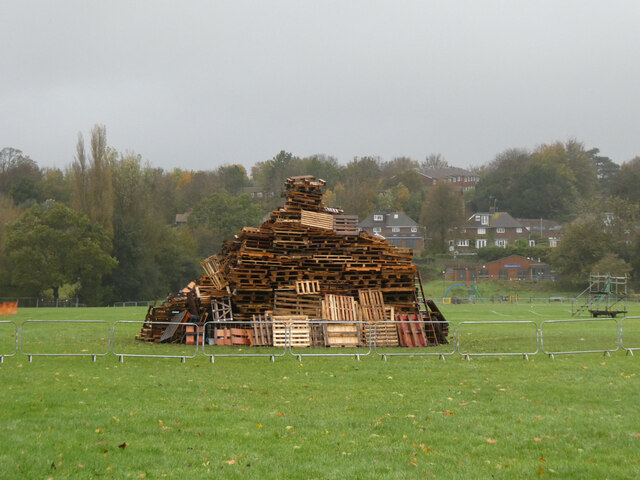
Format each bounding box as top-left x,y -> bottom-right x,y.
358,212 -> 424,252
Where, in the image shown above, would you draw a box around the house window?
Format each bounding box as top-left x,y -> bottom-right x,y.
529,240 -> 536,247
393,213 -> 399,219
391,227 -> 400,233
481,215 -> 489,225
373,227 -> 381,233
475,239 -> 487,248
516,227 -> 522,233
477,228 -> 486,235
411,227 -> 418,233
495,239 -> 507,247
475,215 -> 480,221
457,239 -> 469,247
496,227 -> 505,233
549,238 -> 558,247
373,214 -> 383,221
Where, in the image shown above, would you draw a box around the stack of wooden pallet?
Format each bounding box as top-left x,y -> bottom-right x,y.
139,175 -> 448,346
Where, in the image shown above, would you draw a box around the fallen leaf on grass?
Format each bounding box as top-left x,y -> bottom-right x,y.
138,474 -> 147,478
486,438 -> 497,444
582,366 -> 588,370
442,410 -> 455,415
226,459 -> 236,465
118,442 -> 127,449
634,433 -> 640,438
459,402 -> 470,407
409,462 -> 417,467
534,437 -> 542,442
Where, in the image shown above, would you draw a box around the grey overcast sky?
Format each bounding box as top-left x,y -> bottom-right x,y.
1,1 -> 639,172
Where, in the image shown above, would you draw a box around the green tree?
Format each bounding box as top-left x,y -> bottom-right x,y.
188,192 -> 263,256
550,216 -> 609,283
0,147 -> 43,205
612,156 -> 640,204
4,201 -> 117,303
420,182 -> 464,253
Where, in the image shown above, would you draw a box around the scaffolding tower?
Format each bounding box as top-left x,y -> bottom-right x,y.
572,274 -> 627,317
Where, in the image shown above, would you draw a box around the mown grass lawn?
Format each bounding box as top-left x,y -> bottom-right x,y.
1,303 -> 640,479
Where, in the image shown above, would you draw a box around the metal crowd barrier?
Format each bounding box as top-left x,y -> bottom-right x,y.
457,320 -> 539,360
112,320 -> 199,362
201,320 -> 287,363
373,320 -> 455,360
0,320 -> 18,362
289,320 -> 372,361
619,316 -> 640,355
20,320 -> 111,362
540,318 -> 620,358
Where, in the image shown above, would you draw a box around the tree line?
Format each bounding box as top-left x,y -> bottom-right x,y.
1,126 -> 639,304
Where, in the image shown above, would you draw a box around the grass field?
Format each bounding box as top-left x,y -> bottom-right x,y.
2,302 -> 640,479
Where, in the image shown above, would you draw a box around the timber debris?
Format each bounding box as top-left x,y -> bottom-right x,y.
138,175 -> 448,346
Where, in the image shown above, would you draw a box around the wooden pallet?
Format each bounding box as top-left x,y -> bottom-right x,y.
296,280 -> 321,295
301,210 -> 334,230
322,294 -> 360,347
396,313 -> 427,347
272,315 -> 311,347
250,314 -> 273,346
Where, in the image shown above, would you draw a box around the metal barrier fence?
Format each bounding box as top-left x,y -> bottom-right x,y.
288,320 -> 372,361
617,316 -> 640,355
457,320 -> 539,360
374,320 -> 455,360
20,320 -> 111,362
540,318 -> 620,358
112,320 -> 199,362
0,320 -> 18,362
6,316 -> 640,362
201,320 -> 287,363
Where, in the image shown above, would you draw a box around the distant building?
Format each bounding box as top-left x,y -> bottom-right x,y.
446,255 -> 550,282
358,212 -> 424,252
451,211 -> 529,250
515,218 -> 563,247
417,167 -> 479,194
174,209 -> 191,227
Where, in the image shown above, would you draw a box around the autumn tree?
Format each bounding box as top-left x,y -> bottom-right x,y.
71,125 -> 115,234
420,182 -> 464,252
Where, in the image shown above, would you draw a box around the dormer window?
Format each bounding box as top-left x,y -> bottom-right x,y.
481,215 -> 489,225
373,214 -> 383,221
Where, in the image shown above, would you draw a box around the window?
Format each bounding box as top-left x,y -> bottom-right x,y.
529,240 -> 536,247
475,215 -> 480,221
516,227 -> 522,233
496,227 -> 505,233
391,227 -> 400,233
373,227 -> 381,233
477,228 -> 486,235
481,215 -> 489,225
475,239 -> 487,248
393,213 -> 399,219
411,227 -> 418,233
373,214 -> 383,221
457,239 -> 469,247
495,239 -> 507,247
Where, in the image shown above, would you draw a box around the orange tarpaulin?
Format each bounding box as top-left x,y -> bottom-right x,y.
0,302 -> 18,316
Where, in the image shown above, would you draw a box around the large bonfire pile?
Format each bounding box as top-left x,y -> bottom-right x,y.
138,175 -> 447,347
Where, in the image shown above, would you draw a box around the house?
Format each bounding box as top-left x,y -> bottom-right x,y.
358,212 -> 424,252
417,167 -> 479,194
446,255 -> 549,282
452,211 -> 529,250
516,218 -> 563,247
174,209 -> 191,227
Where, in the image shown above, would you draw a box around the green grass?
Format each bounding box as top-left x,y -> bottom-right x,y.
1,304 -> 640,479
